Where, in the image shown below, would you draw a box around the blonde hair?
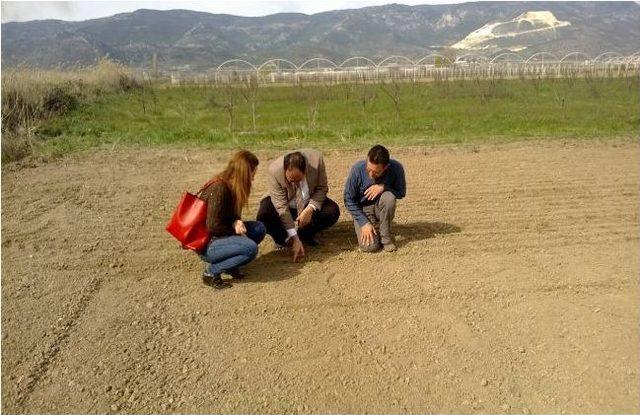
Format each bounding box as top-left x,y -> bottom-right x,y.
215,150 -> 259,216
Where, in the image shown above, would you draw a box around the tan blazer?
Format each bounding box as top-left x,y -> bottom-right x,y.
265,148 -> 328,230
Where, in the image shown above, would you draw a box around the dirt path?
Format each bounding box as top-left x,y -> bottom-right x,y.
2,139 -> 638,413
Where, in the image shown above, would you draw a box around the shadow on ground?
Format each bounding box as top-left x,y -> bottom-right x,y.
240,220 -> 461,283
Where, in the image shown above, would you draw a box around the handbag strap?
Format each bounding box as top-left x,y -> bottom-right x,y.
197,177 -> 225,197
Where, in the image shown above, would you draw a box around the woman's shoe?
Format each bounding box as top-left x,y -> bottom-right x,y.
227,267 -> 245,279
202,272 -> 232,289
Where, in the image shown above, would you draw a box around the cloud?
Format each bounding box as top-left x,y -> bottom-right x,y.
1,1 -> 77,22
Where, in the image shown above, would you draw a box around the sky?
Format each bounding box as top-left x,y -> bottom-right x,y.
1,0 -> 467,23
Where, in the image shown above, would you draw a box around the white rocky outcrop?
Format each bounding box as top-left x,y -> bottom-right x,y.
452,11 -> 570,50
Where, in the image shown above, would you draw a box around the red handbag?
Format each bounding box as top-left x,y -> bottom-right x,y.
166,178 -> 222,252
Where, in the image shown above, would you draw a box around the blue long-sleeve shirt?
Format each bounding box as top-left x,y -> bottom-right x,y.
344,159 -> 406,227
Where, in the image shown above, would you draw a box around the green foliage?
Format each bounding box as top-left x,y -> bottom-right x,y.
30,76 -> 640,158
1,60 -> 139,161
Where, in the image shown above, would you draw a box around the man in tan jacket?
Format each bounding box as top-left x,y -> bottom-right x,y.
257,149 -> 340,261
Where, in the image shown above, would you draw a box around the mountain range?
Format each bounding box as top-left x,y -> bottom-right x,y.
2,2 -> 639,71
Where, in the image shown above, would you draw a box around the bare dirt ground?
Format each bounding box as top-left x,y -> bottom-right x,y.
1,139 -> 639,414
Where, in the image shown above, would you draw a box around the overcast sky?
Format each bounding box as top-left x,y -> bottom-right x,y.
1,0 -> 469,23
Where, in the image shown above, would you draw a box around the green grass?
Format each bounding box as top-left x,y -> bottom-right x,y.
33,75 -> 639,157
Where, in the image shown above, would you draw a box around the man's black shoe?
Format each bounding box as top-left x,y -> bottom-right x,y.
300,237 -> 320,247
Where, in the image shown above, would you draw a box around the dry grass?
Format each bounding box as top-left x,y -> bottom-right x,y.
1,59 -> 138,162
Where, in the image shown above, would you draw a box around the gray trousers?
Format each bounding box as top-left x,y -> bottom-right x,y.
353,191 -> 396,252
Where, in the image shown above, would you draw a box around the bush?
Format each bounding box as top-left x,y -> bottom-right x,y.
1,60 -> 138,162
42,86 -> 79,115
1,132 -> 32,162
118,75 -> 142,92
1,88 -> 42,132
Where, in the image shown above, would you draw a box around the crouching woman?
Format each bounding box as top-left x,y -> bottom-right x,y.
199,150 -> 266,289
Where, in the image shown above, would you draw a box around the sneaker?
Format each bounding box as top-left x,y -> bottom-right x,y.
382,242 -> 397,252
274,242 -> 285,251
202,271 -> 232,289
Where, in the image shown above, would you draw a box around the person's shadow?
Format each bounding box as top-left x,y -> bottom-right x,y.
239,220 -> 461,283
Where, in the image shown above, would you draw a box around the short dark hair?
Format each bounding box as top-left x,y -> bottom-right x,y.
367,145 -> 390,166
284,151 -> 306,172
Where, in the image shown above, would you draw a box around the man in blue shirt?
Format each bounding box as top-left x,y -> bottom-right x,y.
344,145 -> 406,252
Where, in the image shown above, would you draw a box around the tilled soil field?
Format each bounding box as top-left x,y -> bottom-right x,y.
1,139 -> 638,413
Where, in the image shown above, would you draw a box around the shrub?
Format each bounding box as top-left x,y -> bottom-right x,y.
1,59 -> 137,162
42,86 -> 79,115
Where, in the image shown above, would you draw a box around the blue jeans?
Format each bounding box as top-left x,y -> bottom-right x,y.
200,221 -> 266,275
